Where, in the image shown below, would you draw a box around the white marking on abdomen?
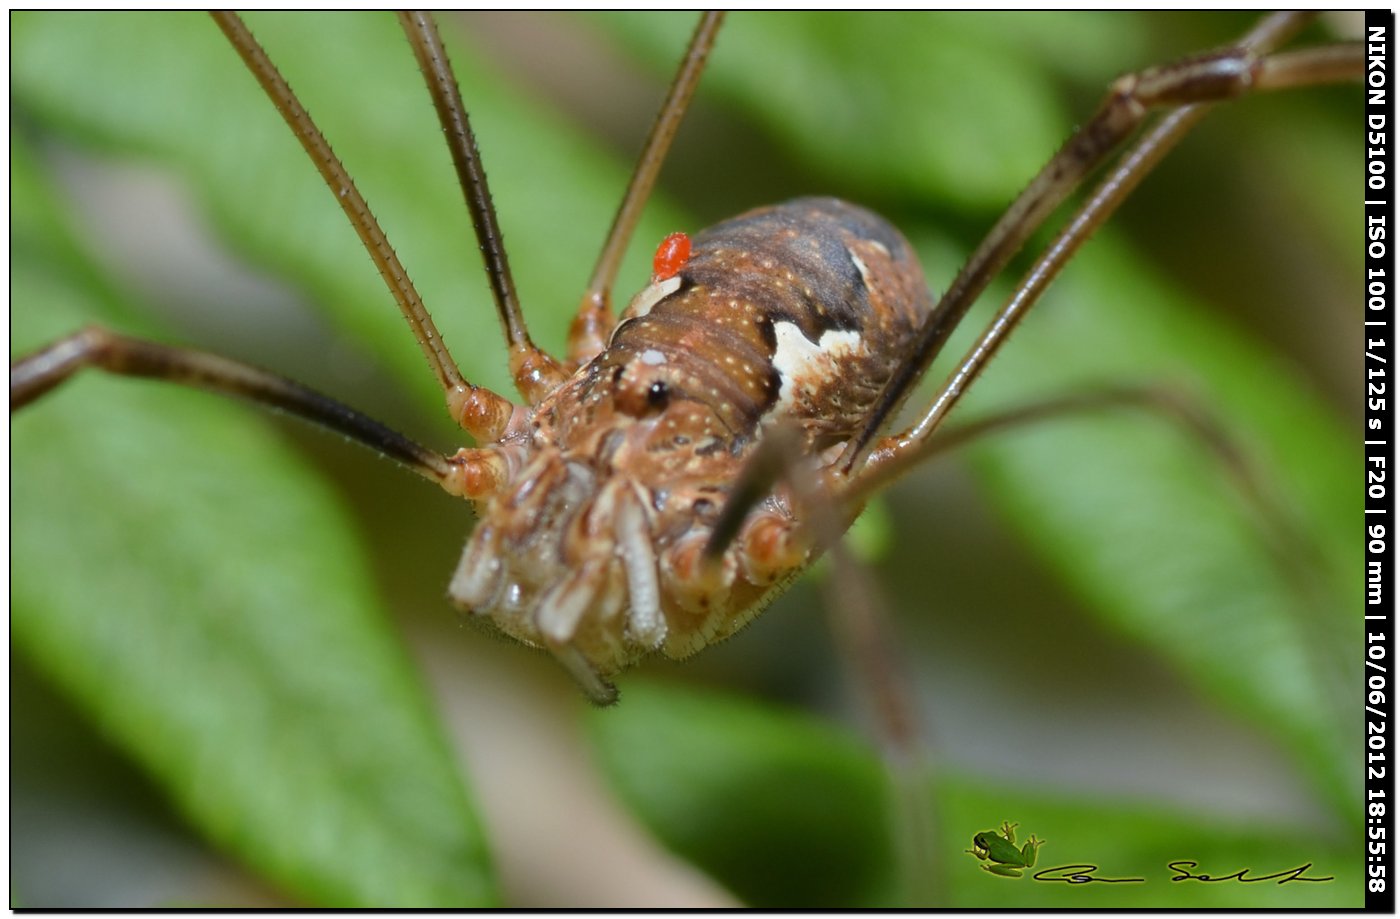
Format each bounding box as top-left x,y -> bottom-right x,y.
768,321 -> 864,421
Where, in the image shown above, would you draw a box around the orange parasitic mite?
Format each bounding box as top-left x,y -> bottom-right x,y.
651,231 -> 691,282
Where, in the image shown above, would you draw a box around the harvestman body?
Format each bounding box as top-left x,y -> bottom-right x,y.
10,13 -> 1363,706
452,199 -> 932,700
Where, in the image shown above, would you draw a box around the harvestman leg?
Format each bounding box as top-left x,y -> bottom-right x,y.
839,11 -> 1364,481
853,384 -> 1322,579
829,17 -> 1360,895
11,14 -> 723,497
818,8 -> 1360,787
840,17 -> 1361,710
9,327 -> 476,490
701,385 -> 1339,902
567,13 -> 725,368
12,13 -> 537,498
697,421 -> 938,898
396,12 -> 722,387
211,12 -> 518,446
704,13 -> 1363,548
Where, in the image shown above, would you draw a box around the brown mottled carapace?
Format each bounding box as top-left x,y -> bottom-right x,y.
449,198 -> 932,701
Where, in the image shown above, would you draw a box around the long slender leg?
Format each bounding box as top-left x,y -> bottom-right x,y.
705,378 -> 1340,755
700,428 -> 918,757
719,383 -> 1319,586
699,423 -> 936,901
705,379 -> 1341,790
568,12 -> 725,368
848,378 -> 1353,719
210,12 -> 517,445
848,384 -> 1314,566
821,521 -> 937,904
9,326 -> 493,494
878,43 -> 1364,460
397,12 -> 723,393
836,12 -> 1360,474
396,12 -> 565,403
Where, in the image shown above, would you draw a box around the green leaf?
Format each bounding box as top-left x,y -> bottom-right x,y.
588,684 -> 1362,907
12,98 -> 494,910
938,772 -> 1361,908
601,12 -> 1151,211
587,681 -> 898,907
960,237 -> 1357,820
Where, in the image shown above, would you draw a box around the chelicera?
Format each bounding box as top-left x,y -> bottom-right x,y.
12,11 -> 1361,716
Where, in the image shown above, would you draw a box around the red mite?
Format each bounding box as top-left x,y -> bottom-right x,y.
651,231 -> 691,282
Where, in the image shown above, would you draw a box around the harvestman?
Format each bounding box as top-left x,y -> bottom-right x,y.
11,12 -> 1362,717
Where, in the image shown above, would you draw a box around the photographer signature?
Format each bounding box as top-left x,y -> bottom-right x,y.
965,823 -> 1333,885
1029,862 -> 1333,885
